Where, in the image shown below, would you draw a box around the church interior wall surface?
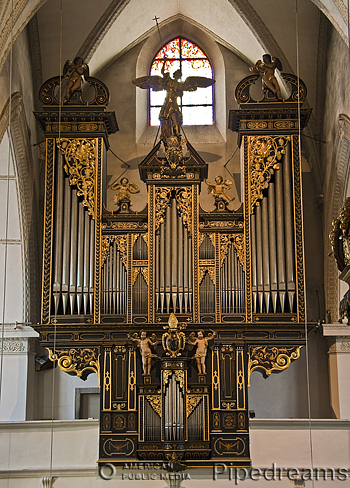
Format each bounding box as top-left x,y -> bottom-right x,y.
0,0 -> 349,485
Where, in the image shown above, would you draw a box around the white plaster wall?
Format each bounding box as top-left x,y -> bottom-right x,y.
0,419 -> 349,487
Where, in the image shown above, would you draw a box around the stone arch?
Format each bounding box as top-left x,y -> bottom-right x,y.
0,92 -> 40,324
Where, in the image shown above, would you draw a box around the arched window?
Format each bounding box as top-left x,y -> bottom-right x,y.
150,37 -> 214,126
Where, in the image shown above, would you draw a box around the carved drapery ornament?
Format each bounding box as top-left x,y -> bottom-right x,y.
248,345 -> 302,386
57,138 -> 96,217
249,136 -> 290,213
48,347 -> 100,381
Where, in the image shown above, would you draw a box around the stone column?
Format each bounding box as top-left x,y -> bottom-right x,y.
323,324 -> 350,419
0,326 -> 38,420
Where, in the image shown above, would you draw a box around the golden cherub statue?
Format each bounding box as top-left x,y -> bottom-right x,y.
205,175 -> 234,204
133,62 -> 215,145
108,177 -> 140,207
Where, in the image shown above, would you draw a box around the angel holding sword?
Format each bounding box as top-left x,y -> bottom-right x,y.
132,61 -> 215,145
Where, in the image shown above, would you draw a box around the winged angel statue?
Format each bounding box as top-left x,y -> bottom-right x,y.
63,56 -> 89,102
133,65 -> 215,145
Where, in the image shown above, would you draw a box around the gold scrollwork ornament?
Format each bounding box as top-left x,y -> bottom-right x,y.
48,347 -> 100,382
249,136 -> 289,213
57,138 -> 96,217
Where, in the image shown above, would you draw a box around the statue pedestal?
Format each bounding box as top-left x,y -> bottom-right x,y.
197,373 -> 206,384
323,324 -> 350,418
143,374 -> 151,384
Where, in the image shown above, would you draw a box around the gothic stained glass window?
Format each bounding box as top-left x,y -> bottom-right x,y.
150,38 -> 214,126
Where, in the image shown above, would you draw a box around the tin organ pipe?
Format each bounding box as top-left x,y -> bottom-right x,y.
112,241 -> 117,313
221,245 -> 245,314
76,202 -> 84,314
283,145 -> 295,311
249,145 -> 296,314
156,199 -> 192,314
275,162 -> 286,311
101,246 -> 127,315
61,177 -> 71,314
255,205 -> 263,312
250,214 -> 257,311
69,189 -> 78,314
89,219 -> 95,313
83,211 -> 90,314
52,154 -> 64,315
261,196 -> 271,312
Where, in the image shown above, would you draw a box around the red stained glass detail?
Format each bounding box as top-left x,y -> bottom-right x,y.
181,39 -> 207,59
155,38 -> 180,59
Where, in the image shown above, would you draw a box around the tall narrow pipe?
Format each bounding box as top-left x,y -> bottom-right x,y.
112,242 -> 117,314
155,232 -> 160,311
52,153 -> 64,314
69,189 -> 78,314
250,214 -> 257,312
178,216 -> 184,313
283,144 -> 296,312
188,237 -> 192,312
183,227 -> 189,313
89,219 -> 95,314
83,212 -> 90,314
160,223 -> 165,313
268,182 -> 278,312
261,196 -> 270,312
275,166 -> 286,311
255,205 -> 263,312
165,205 -> 171,313
61,177 -> 71,314
171,200 -> 178,312
76,202 -> 84,315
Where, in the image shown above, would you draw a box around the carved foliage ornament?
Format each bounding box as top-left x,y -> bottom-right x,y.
186,395 -> 202,417
48,347 -> 100,381
249,136 -> 290,213
248,345 -> 302,385
146,395 -> 161,416
219,234 -> 245,268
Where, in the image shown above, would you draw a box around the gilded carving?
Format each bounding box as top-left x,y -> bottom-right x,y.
174,370 -> 185,392
140,267 -> 149,285
186,395 -> 202,417
232,234 -> 245,268
146,395 -> 161,416
248,345 -> 302,385
155,187 -> 172,231
219,234 -> 231,267
132,267 -> 140,285
57,138 -> 96,217
115,235 -> 128,266
48,347 -> 100,380
175,187 -> 193,230
248,136 -> 289,213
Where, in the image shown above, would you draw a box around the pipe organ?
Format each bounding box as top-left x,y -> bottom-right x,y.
34,68 -> 311,472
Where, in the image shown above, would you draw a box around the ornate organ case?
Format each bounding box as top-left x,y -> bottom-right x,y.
34,71 -> 311,469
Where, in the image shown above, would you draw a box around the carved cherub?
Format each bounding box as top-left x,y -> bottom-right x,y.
128,330 -> 158,375
249,54 -> 283,100
205,175 -> 234,204
188,329 -> 216,374
108,177 -> 140,207
63,56 -> 89,102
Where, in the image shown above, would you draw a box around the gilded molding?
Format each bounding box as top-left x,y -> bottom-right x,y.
248,136 -> 289,213
186,395 -> 202,417
155,187 -> 172,231
48,347 -> 100,381
248,345 -> 302,385
146,395 -> 161,416
57,138 -> 96,218
175,187 -> 193,230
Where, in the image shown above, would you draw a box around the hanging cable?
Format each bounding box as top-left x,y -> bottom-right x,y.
0,0 -> 14,408
49,0 -> 63,483
295,1 -> 315,486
